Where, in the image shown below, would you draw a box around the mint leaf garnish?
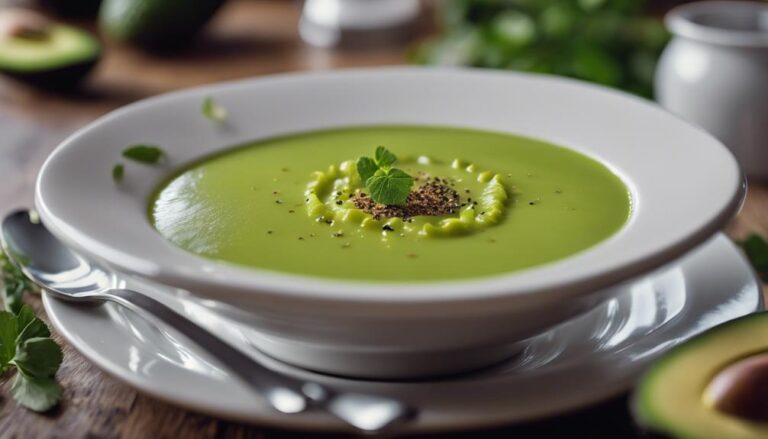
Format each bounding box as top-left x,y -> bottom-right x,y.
356,157 -> 378,183
202,96 -> 228,122
11,373 -> 61,413
122,145 -> 164,164
374,145 -> 397,168
367,168 -> 414,205
356,147 -> 414,205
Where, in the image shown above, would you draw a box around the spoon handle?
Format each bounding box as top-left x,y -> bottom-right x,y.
103,288 -> 312,414
98,289 -> 413,433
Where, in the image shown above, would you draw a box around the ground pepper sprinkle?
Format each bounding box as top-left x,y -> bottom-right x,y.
351,178 -> 461,220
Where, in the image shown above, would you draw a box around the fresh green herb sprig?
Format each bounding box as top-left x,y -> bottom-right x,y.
412,0 -> 669,98
357,146 -> 414,205
740,234 -> 768,282
202,96 -> 228,123
0,304 -> 62,412
1,249 -> 62,412
1,250 -> 38,315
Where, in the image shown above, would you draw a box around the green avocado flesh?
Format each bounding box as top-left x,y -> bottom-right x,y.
149,126 -> 631,281
634,312 -> 768,439
0,25 -> 99,73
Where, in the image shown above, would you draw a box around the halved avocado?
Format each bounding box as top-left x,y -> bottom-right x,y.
0,12 -> 101,89
99,0 -> 226,51
633,312 -> 768,439
37,0 -> 103,18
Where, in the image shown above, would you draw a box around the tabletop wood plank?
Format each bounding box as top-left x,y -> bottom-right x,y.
0,1 -> 765,438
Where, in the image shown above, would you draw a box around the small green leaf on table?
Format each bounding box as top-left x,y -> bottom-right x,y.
11,373 -> 61,413
12,337 -> 63,378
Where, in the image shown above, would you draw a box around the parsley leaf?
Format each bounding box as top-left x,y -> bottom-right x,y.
122,145 -> 164,164
356,147 -> 414,205
367,168 -> 414,206
112,163 -> 124,183
202,96 -> 228,122
375,146 -> 397,169
11,373 -> 61,413
356,157 -> 378,183
15,305 -> 37,337
0,310 -> 17,368
0,252 -> 63,412
1,250 -> 36,314
740,234 -> 768,282
17,314 -> 50,346
12,337 -> 62,379
4,281 -> 23,315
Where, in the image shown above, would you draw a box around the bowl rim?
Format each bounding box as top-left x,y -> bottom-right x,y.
35,67 -> 745,316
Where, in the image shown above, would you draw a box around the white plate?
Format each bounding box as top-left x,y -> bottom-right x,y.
43,234 -> 762,434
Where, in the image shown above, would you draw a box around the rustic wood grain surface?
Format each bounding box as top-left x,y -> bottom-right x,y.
0,1 -> 765,438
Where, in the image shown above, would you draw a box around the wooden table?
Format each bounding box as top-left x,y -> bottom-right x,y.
0,1 -> 765,437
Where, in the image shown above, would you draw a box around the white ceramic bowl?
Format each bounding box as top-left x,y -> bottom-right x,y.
35,68 -> 744,378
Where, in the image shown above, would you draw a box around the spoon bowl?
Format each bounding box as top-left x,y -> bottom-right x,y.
2,210 -> 114,298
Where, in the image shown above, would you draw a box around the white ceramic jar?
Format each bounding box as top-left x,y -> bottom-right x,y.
656,1 -> 768,181
300,0 -> 420,48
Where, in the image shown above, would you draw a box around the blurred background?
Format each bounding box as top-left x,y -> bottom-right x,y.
0,0 -> 727,207
0,0 -> 724,109
0,0 -> 695,101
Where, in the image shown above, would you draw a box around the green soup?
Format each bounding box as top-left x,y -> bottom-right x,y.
150,126 -> 631,281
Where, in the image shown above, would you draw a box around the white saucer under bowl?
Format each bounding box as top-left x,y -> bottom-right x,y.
43,234 -> 762,434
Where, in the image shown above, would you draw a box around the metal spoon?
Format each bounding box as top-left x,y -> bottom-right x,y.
1,209 -> 414,434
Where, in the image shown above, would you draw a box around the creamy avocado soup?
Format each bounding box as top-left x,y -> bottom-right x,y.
150,126 -> 630,281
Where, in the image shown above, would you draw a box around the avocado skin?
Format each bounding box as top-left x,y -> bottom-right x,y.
1,58 -> 97,90
37,0 -> 102,18
99,0 -> 226,50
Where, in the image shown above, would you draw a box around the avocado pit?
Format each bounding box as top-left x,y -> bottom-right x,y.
0,9 -> 51,41
704,353 -> 768,422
